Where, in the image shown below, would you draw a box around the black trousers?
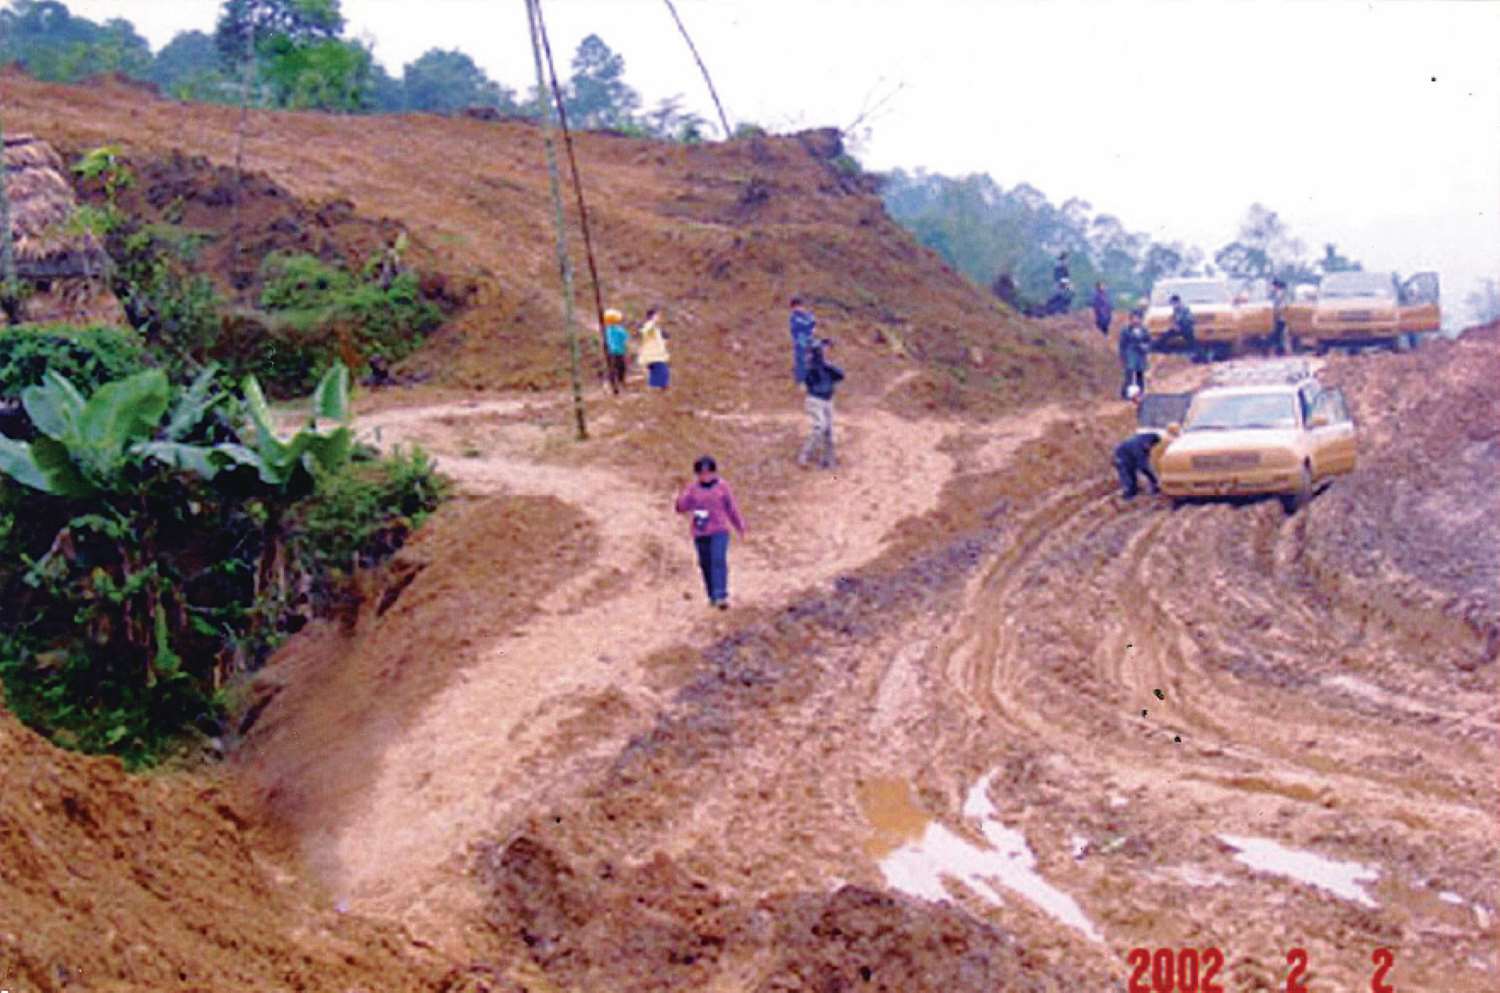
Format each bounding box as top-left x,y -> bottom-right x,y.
1113,450 -> 1158,497
1120,367 -> 1146,398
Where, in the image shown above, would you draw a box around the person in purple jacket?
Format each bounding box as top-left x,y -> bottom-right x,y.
674,455 -> 747,609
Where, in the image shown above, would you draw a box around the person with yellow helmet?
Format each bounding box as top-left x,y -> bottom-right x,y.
603,307 -> 629,389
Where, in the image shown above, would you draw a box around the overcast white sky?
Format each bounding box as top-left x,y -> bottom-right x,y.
61,0 -> 1500,320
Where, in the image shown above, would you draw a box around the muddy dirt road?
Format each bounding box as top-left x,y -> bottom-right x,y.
238,333 -> 1498,992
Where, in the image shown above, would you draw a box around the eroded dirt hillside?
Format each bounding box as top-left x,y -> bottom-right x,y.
4,70 -> 1113,415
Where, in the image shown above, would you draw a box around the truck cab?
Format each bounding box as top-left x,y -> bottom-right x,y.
1298,270 -> 1440,353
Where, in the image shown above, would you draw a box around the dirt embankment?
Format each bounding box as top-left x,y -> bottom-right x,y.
5,71 -> 1114,415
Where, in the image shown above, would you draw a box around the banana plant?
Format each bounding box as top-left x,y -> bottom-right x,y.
0,363 -> 352,498
215,362 -> 352,487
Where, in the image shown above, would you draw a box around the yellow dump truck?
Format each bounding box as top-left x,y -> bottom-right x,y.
1152,360 -> 1357,513
1290,271 -> 1440,353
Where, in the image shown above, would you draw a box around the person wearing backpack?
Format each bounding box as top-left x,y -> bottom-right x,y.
674,455 -> 747,609
798,337 -> 845,469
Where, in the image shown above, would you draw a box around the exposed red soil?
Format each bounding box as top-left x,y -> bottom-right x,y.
1,70 -> 1494,993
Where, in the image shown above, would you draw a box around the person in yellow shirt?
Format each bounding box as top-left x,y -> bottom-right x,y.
637,307 -> 670,391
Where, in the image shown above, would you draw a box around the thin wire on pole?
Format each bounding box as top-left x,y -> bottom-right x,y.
524,0 -> 588,440
662,0 -> 732,139
532,0 -> 615,394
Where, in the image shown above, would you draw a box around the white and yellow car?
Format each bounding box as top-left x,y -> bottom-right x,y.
1152,361 -> 1357,513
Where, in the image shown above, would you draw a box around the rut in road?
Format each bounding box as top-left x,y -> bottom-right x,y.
242,383 -> 1001,949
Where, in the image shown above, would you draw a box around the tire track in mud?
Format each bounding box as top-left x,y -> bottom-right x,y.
929,459 -> 1498,991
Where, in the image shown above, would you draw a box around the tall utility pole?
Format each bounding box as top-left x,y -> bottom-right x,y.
532,0 -> 615,394
231,16 -> 255,295
0,101 -> 19,319
662,0 -> 732,139
524,0 -> 588,440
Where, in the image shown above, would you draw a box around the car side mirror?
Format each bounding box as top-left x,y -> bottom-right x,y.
1308,413 -> 1330,428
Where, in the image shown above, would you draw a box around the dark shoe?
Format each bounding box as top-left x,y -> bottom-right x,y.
715,599 -> 729,610
1120,490 -> 1138,500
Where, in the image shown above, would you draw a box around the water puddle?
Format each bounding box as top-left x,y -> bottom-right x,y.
859,772 -> 1102,941
1218,834 -> 1379,908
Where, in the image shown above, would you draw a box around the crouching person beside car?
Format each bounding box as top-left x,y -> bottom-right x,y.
1113,397 -> 1162,500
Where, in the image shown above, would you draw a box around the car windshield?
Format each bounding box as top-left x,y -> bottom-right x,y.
1320,273 -> 1396,300
1185,393 -> 1299,431
1151,281 -> 1231,306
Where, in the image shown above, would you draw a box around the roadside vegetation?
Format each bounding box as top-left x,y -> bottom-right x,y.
0,140 -> 450,767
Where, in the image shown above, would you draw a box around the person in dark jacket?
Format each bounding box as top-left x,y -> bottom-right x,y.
1113,426 -> 1162,499
674,455 -> 747,609
798,338 -> 845,469
1091,282 -> 1112,336
1157,293 -> 1197,353
1053,252 -> 1071,286
1118,307 -> 1152,398
1269,278 -> 1289,355
789,297 -> 818,385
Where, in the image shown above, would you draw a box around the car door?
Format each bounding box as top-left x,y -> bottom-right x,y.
1400,272 -> 1441,333
1324,388 -> 1357,474
1301,385 -> 1333,479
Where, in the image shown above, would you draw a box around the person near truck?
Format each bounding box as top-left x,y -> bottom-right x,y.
674,455 -> 747,609
789,297 -> 818,385
798,337 -> 845,469
1269,278 -> 1289,355
1157,293 -> 1197,353
1092,282 -> 1113,336
1118,306 -> 1152,399
1113,387 -> 1162,499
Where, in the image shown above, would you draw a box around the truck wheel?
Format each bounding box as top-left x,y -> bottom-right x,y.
1280,465 -> 1312,515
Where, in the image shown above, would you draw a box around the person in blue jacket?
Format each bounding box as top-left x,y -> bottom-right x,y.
789,297 -> 818,385
1118,307 -> 1152,398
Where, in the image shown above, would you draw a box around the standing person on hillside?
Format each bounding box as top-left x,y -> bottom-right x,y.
1118,306 -> 1152,399
637,306 -> 670,391
789,296 -> 818,385
674,455 -> 747,609
603,307 -> 630,390
798,337 -> 845,469
1091,281 -> 1113,336
1054,251 -> 1071,287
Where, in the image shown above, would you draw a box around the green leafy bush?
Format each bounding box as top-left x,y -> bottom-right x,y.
290,445 -> 446,611
255,253 -> 443,394
0,362 -> 441,768
0,325 -> 148,398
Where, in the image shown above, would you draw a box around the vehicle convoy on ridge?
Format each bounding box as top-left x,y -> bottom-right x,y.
1288,269 -> 1441,354
1141,360 -> 1357,513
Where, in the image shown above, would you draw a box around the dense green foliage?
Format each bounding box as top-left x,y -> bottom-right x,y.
0,325 -> 146,397
0,0 -> 152,82
884,172 -> 1372,309
0,362 -> 445,767
402,48 -> 518,115
251,253 -> 442,395
2,1 -> 708,138
883,169 -> 1200,309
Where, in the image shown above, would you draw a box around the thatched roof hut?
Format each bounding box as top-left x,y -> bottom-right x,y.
3,133 -> 124,325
